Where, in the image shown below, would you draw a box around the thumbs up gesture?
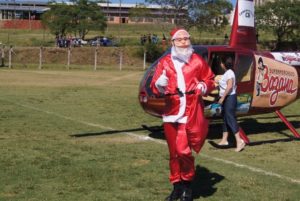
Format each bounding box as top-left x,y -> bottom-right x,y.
155,70 -> 169,92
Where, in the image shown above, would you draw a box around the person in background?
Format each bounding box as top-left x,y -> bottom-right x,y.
224,33 -> 229,44
217,57 -> 245,152
162,33 -> 167,50
150,28 -> 215,201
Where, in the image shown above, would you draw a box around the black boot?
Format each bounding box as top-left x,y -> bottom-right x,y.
180,181 -> 193,201
165,182 -> 183,201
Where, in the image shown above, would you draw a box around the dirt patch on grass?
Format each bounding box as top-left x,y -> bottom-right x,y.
72,135 -> 143,145
132,159 -> 150,167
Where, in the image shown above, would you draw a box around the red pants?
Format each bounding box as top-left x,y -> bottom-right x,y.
164,122 -> 195,184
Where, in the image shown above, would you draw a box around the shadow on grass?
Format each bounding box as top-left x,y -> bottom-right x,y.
69,125 -> 164,138
192,165 -> 225,199
144,117 -> 300,145
207,116 -> 300,149
70,117 -> 299,147
70,127 -> 146,137
144,124 -> 165,140
208,118 -> 300,140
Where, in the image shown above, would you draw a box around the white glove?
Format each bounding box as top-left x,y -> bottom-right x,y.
196,82 -> 207,95
155,70 -> 168,93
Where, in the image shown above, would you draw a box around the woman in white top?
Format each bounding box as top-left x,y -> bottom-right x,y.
217,57 -> 245,152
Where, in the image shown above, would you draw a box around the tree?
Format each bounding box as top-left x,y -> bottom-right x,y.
188,0 -> 232,35
41,3 -> 74,37
72,0 -> 107,39
41,0 -> 107,39
256,0 -> 300,50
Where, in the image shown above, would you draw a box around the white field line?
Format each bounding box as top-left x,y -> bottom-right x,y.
2,99 -> 300,185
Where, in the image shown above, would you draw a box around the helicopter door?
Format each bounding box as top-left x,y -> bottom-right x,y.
202,52 -> 235,117
234,53 -> 254,114
206,52 -> 236,102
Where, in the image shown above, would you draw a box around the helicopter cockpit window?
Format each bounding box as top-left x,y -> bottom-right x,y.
209,52 -> 235,75
235,54 -> 253,82
193,46 -> 209,62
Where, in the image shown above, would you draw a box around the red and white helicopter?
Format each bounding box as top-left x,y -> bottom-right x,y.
138,0 -> 300,145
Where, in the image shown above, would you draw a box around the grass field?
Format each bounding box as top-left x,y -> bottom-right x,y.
0,24 -> 233,47
0,68 -> 299,201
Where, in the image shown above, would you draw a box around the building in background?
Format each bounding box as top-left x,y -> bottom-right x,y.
0,0 -> 187,29
0,0 -> 49,20
99,3 -> 187,24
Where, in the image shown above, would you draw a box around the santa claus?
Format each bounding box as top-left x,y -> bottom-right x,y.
150,28 -> 215,201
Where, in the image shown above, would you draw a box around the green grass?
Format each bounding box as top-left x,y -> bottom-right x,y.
0,29 -> 54,47
0,24 -> 247,47
0,68 -> 299,201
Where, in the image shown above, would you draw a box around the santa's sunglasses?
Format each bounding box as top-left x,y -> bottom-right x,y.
172,37 -> 190,42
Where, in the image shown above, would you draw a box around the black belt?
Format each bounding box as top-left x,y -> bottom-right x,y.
165,88 -> 195,97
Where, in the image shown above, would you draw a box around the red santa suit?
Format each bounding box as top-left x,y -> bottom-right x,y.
150,48 -> 215,184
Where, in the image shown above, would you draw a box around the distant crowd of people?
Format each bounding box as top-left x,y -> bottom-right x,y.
140,33 -> 167,46
55,35 -> 114,48
56,33 -> 168,48
55,35 -> 84,48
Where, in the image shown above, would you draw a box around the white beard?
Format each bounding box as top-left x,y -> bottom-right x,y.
171,46 -> 194,63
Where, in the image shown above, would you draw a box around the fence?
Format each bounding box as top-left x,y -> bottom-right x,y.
0,46 -> 149,71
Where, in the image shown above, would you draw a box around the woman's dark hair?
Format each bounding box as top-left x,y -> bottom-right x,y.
221,56 -> 233,70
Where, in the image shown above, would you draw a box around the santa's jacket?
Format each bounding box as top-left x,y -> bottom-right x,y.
150,53 -> 215,152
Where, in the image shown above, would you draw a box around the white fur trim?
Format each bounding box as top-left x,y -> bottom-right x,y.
162,58 -> 187,123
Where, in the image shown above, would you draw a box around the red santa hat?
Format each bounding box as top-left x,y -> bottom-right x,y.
170,28 -> 190,40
